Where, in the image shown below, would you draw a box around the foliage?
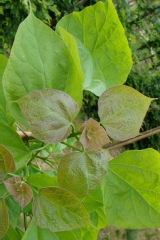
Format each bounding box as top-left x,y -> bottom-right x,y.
0,1 -> 160,239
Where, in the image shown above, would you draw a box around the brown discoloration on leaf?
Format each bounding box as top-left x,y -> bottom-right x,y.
80,118 -> 110,149
4,176 -> 32,208
0,145 -> 15,184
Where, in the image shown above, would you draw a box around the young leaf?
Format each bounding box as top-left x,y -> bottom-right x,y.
98,85 -> 153,141
17,89 -> 79,143
80,118 -> 110,149
33,187 -> 91,232
4,176 -> 33,208
0,198 -> 9,238
0,122 -> 31,171
0,145 -> 16,184
57,151 -> 108,198
56,0 -> 132,96
102,149 -> 160,228
3,11 -> 83,126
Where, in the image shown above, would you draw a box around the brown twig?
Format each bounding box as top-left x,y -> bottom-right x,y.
105,126 -> 160,151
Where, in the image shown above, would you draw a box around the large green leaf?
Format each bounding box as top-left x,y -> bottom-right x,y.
3,11 -> 83,125
102,149 -> 160,228
56,0 -> 132,96
0,198 -> 9,238
33,187 -> 91,232
17,89 -> 79,143
98,85 -> 153,141
0,145 -> 16,183
22,219 -> 98,240
58,151 -> 108,198
0,122 -> 31,170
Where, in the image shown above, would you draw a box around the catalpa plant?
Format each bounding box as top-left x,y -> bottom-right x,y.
0,1 -> 160,239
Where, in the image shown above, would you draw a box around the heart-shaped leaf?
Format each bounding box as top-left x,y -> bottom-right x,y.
17,89 -> 79,143
3,11 -> 83,126
33,187 -> 91,232
102,149 -> 160,228
0,145 -> 15,184
0,198 -> 9,238
56,0 -> 132,96
58,151 -> 108,198
4,176 -> 32,208
80,118 -> 110,149
98,85 -> 153,141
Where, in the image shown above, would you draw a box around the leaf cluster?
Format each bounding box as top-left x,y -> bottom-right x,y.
0,1 -> 160,239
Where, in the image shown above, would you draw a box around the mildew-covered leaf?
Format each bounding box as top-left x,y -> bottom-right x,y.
3,11 -> 83,126
102,149 -> 160,228
80,118 -> 110,149
0,198 -> 9,238
0,145 -> 15,184
57,0 -> 132,96
4,176 -> 33,208
58,151 -> 108,198
17,89 -> 79,143
33,187 -> 91,232
98,85 -> 153,141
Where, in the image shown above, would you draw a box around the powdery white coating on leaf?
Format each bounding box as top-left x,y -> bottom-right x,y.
17,89 -> 79,143
0,199 -> 9,238
4,176 -> 33,208
58,151 -> 108,198
33,187 -> 91,232
80,118 -> 110,149
98,85 -> 153,141
102,149 -> 160,228
56,0 -> 132,96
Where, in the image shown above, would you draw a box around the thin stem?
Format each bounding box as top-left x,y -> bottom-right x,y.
31,143 -> 49,152
30,165 -> 44,173
15,123 -> 28,138
61,141 -> 83,152
23,212 -> 27,231
3,192 -> 9,199
28,143 -> 44,164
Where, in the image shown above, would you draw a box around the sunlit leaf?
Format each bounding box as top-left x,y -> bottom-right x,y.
57,0 -> 132,96
33,187 -> 91,232
17,89 -> 79,143
0,123 -> 31,171
80,118 -> 110,149
102,149 -> 160,228
58,151 -> 108,198
0,145 -> 15,183
4,176 -> 33,208
0,198 -> 9,238
98,85 -> 153,141
3,11 -> 83,126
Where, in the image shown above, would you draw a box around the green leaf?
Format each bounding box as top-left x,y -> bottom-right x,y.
0,145 -> 16,183
102,149 -> 160,228
0,198 -> 9,238
56,0 -> 132,96
82,187 -> 107,229
27,173 -> 58,188
22,219 -> 58,240
22,219 -> 98,240
17,89 -> 79,143
4,176 -> 33,208
0,122 -> 31,170
4,224 -> 21,240
58,151 -> 108,198
98,85 -> 153,141
5,195 -> 21,229
3,11 -> 83,126
80,118 -> 110,149
33,187 -> 91,232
